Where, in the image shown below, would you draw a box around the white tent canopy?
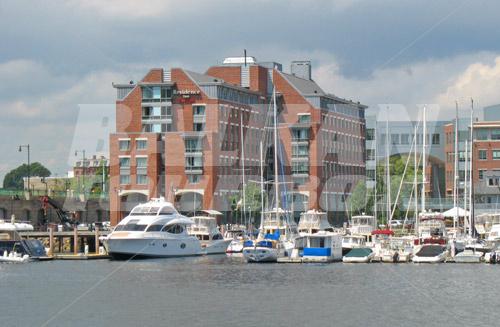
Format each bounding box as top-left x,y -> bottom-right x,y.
442,207 -> 469,217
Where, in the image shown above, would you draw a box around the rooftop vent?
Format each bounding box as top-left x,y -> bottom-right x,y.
291,61 -> 312,80
222,56 -> 257,65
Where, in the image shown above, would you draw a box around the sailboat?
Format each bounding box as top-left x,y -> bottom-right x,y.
413,106 -> 448,263
243,88 -> 298,263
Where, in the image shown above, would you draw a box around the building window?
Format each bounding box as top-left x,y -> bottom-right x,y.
391,134 -> 399,145
367,169 -> 375,180
136,174 -> 148,185
476,129 -> 488,140
193,123 -> 204,132
432,134 -> 440,145
292,144 -> 309,157
120,175 -> 130,185
292,162 -> 309,175
400,134 -> 410,145
136,140 -> 147,150
493,150 -> 500,160
136,157 -> 147,168
186,157 -> 203,171
119,157 -> 130,168
298,114 -> 311,123
488,177 -> 499,187
188,175 -> 200,184
479,170 -> 485,180
185,139 -> 202,153
479,150 -> 487,160
119,140 -> 130,151
366,149 -> 375,161
193,105 -> 206,116
292,128 -> 309,141
366,129 -> 375,141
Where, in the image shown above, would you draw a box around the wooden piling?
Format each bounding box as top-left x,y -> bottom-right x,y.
73,227 -> 78,255
48,227 -> 54,257
94,227 -> 100,254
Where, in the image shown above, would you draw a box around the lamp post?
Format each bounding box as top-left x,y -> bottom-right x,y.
18,144 -> 30,194
75,150 -> 86,194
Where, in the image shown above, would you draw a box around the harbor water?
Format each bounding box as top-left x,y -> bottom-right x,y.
1,256 -> 499,327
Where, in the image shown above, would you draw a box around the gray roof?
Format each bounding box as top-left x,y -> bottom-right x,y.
184,70 -> 224,84
278,71 -> 325,96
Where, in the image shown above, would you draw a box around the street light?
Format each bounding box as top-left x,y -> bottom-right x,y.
75,149 -> 86,193
18,144 -> 30,194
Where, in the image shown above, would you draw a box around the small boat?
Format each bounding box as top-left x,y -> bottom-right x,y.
242,239 -> 280,263
343,247 -> 374,263
454,249 -> 483,263
0,216 -> 47,262
342,235 -> 366,256
107,198 -> 203,259
412,245 -> 448,263
187,211 -> 232,255
224,225 -> 248,253
289,231 -> 343,263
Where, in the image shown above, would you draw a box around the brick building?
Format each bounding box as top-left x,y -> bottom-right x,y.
109,57 -> 367,226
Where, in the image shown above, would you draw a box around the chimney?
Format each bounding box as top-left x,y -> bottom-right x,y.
291,61 -> 312,80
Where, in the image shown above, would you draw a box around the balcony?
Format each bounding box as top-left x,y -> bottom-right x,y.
185,166 -> 203,174
193,114 -> 206,124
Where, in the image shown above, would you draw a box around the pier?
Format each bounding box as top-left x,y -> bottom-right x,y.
19,228 -> 110,259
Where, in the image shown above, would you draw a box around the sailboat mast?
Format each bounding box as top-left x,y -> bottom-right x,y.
273,88 -> 280,212
240,113 -> 247,228
421,106 -> 427,213
414,124 -> 418,232
386,109 -> 391,226
469,98 -> 475,237
259,141 -> 265,231
464,139 -> 468,233
453,101 -> 459,229
374,125 -> 378,219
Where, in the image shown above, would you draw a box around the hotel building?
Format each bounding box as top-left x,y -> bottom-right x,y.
109,57 -> 367,225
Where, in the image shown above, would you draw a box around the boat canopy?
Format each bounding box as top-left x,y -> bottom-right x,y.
0,221 -> 34,232
442,207 -> 469,218
345,248 -> 372,257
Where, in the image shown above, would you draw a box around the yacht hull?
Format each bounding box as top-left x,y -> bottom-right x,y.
202,239 -> 232,255
243,246 -> 279,263
226,240 -> 244,253
108,237 -> 203,260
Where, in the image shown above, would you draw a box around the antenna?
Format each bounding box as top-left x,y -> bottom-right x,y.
244,49 -> 247,67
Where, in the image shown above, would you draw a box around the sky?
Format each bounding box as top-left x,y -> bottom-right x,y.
1,0 -> 500,183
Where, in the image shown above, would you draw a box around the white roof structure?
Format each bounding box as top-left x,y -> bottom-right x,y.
442,207 -> 469,217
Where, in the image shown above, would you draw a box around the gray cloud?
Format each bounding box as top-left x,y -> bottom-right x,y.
1,0 -> 500,184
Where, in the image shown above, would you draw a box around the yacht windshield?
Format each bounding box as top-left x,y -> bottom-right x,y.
115,219 -> 148,231
130,207 -> 159,216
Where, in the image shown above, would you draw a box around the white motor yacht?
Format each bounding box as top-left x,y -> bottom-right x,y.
187,210 -> 232,255
454,249 -> 483,263
349,214 -> 377,237
107,198 -> 203,259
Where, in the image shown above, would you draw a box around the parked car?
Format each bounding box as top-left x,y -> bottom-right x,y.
389,220 -> 403,228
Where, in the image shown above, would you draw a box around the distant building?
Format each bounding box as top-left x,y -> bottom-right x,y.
73,155 -> 108,177
472,121 -> 500,214
484,104 -> 500,121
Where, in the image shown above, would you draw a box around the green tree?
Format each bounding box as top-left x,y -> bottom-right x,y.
375,155 -> 422,224
3,162 -> 51,190
227,183 -> 262,226
346,180 -> 369,215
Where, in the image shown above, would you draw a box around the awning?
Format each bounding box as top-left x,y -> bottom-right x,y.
200,209 -> 223,216
442,207 -> 469,218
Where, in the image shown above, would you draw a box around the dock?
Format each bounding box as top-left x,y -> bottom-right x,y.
19,228 -> 110,258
